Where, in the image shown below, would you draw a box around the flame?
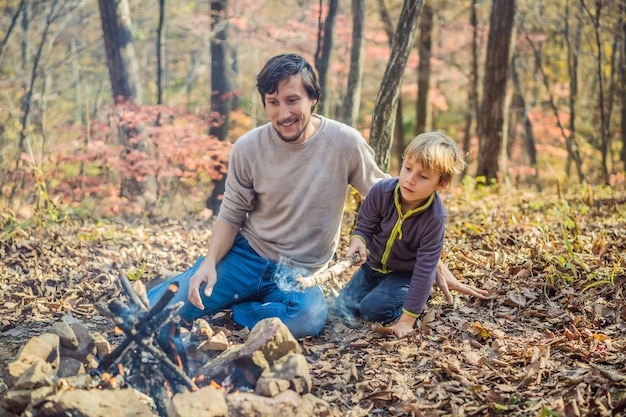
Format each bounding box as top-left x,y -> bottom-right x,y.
209,380 -> 225,392
100,372 -> 118,389
164,380 -> 173,397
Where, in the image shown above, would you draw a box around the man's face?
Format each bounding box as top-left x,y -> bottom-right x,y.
264,74 -> 318,144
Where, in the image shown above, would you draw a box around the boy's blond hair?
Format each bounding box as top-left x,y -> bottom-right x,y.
403,131 -> 466,185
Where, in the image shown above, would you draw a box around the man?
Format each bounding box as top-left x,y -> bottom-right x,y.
147,53 -> 486,339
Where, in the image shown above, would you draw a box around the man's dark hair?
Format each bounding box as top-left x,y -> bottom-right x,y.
256,53 -> 321,110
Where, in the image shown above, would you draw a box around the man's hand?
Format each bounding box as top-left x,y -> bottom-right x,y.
188,219 -> 238,310
188,260 -> 217,310
390,313 -> 416,338
435,260 -> 488,304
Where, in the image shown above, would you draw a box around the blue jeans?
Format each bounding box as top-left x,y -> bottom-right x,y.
333,264 -> 411,323
146,234 -> 328,339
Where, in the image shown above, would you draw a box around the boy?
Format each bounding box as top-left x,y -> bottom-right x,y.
333,131 -> 466,338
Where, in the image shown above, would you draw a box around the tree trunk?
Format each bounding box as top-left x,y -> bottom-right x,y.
70,37 -> 89,197
18,0 -> 31,150
341,0 -> 365,126
209,0 -> 232,141
564,0 -> 585,182
476,0 -> 515,183
390,99 -> 406,175
20,0 -> 30,73
98,0 -> 142,104
619,2 -> 626,171
511,54 -> 539,189
371,0 -> 423,173
156,0 -> 165,105
206,0 -> 233,216
99,0 -> 148,199
581,0 -> 609,184
0,0 -> 25,65
604,15 -> 619,177
10,0 -> 59,206
377,0 -> 406,171
314,0 -> 338,116
462,0 -> 479,178
230,46 -> 239,110
415,2 -> 433,135
18,0 -> 59,153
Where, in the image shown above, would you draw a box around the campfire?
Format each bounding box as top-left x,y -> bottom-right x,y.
1,274 -> 338,417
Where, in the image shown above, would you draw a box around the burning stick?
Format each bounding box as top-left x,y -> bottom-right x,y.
95,280 -> 179,370
294,252 -> 362,290
95,277 -> 197,393
119,272 -> 150,312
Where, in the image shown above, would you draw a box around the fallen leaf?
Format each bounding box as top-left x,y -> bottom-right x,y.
504,292 -> 527,307
372,326 -> 393,336
349,339 -> 369,348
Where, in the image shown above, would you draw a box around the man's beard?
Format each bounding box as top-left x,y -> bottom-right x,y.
275,115 -> 311,143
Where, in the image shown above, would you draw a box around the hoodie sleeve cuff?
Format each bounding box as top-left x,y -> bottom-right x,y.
350,234 -> 367,246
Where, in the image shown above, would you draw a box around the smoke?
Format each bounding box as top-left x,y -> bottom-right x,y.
272,255 -> 310,293
328,290 -> 358,326
270,255 -> 359,322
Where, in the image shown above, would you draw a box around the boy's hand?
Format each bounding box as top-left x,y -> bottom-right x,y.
391,313 -> 416,338
435,260 -> 488,304
347,236 -> 367,265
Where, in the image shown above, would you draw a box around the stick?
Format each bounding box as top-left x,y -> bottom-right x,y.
96,282 -> 181,371
119,272 -> 150,312
294,253 -> 361,290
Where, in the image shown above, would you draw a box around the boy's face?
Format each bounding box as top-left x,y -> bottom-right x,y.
264,74 -> 318,144
398,156 -> 447,210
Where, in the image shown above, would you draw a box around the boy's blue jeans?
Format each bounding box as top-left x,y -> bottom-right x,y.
146,234 -> 328,339
333,264 -> 411,323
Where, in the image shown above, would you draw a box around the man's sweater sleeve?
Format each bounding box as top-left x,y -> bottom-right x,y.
346,129 -> 389,197
217,138 -> 255,230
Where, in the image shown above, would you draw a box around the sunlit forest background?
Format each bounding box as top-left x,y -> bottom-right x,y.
1,3 -> 625,415
0,0 -> 625,220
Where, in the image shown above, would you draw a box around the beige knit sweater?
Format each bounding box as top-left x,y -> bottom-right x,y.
217,115 -> 387,271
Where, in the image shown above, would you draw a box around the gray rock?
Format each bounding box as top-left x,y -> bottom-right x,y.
227,389 -> 301,417
195,317 -> 301,390
59,322 -> 95,363
7,334 -> 60,384
56,356 -> 84,378
167,386 -> 228,417
298,393 -> 340,417
21,388 -> 154,416
255,377 -> 291,397
13,360 -> 56,390
264,352 -> 312,394
0,386 -> 54,414
48,322 -> 79,349
92,332 -> 111,358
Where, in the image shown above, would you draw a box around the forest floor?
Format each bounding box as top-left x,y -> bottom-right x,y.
0,186 -> 625,416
